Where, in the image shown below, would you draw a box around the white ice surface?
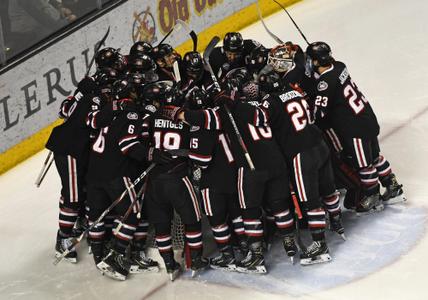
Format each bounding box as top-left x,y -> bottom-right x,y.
1,0 -> 428,299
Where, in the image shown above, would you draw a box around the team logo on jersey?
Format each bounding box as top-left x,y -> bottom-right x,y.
127,112 -> 138,120
317,81 -> 328,91
190,126 -> 200,132
132,7 -> 157,44
92,97 -> 100,105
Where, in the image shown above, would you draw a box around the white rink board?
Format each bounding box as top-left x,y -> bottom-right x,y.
0,0 -> 255,153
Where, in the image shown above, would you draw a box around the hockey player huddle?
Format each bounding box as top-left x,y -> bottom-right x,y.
46,31 -> 406,281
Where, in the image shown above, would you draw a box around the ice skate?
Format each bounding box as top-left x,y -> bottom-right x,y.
96,249 -> 130,281
329,213 -> 346,240
235,242 -> 267,274
282,234 -> 298,263
356,193 -> 384,216
191,256 -> 209,277
210,247 -> 236,271
165,260 -> 182,281
129,250 -> 159,274
381,174 -> 406,205
300,240 -> 332,266
55,231 -> 77,264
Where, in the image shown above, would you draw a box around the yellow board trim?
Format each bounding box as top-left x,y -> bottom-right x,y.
0,0 -> 301,175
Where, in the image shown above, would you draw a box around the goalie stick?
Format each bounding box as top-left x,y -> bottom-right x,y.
270,0 -> 310,45
53,163 -> 156,265
256,1 -> 284,44
85,26 -> 110,77
203,36 -> 256,171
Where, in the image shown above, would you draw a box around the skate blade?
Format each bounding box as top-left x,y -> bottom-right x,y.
356,204 -> 384,216
339,233 -> 347,241
383,193 -> 407,205
88,246 -> 92,255
209,264 -> 237,272
168,268 -> 181,281
96,262 -> 126,281
300,253 -> 332,266
55,251 -> 77,264
129,265 -> 160,274
235,265 -> 267,274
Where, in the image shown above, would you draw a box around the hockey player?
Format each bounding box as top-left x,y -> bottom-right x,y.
306,41 -> 405,212
260,78 -> 342,265
128,41 -> 153,59
186,87 -> 244,271
209,32 -> 261,80
267,42 -> 315,99
85,79 -> 162,281
142,81 -> 209,280
45,64 -> 114,263
152,43 -> 182,82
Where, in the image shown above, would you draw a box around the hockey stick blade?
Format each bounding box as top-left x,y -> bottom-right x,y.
85,26 -> 110,77
256,1 -> 283,44
203,36 -> 220,60
175,19 -> 198,51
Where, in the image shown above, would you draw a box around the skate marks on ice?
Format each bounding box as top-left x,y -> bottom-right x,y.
187,204 -> 426,296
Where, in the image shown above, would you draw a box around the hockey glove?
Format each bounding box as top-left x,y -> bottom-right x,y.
77,76 -> 98,95
160,105 -> 185,123
147,147 -> 174,164
112,98 -> 136,112
212,88 -> 237,109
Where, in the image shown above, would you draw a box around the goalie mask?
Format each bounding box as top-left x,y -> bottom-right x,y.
268,44 -> 295,73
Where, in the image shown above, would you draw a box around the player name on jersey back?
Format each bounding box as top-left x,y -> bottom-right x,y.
154,119 -> 184,129
278,90 -> 303,103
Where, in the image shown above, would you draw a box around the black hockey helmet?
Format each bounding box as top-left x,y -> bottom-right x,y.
152,43 -> 180,68
246,45 -> 269,75
258,69 -> 282,94
95,47 -> 120,69
222,67 -> 251,90
129,41 -> 153,58
126,72 -> 145,101
223,32 -> 244,53
127,55 -> 156,74
143,81 -> 180,108
94,67 -> 119,91
268,44 -> 295,73
111,79 -> 135,100
185,86 -> 210,110
306,41 -> 334,67
182,51 -> 204,79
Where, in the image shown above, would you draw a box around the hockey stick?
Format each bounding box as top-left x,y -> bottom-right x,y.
270,0 -> 310,45
175,19 -> 198,52
290,184 -> 306,251
85,26 -> 111,77
256,1 -> 284,44
35,151 -> 54,187
53,163 -> 156,265
203,37 -> 256,171
114,178 -> 149,235
156,21 -> 183,46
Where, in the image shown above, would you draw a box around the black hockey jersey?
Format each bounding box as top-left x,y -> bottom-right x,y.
189,129 -> 237,193
144,114 -> 191,178
86,109 -> 146,184
261,88 -> 323,159
313,61 -> 379,138
46,91 -> 92,160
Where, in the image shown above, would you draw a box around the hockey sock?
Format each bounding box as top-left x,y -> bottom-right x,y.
306,208 -> 326,241
58,206 -> 79,236
273,209 -> 294,236
133,219 -> 149,247
104,214 -> 116,238
374,155 -> 392,186
231,216 -> 246,238
359,166 -> 380,196
185,223 -> 203,259
88,220 -> 105,242
323,191 -> 341,216
113,223 -> 136,255
211,223 -> 232,249
242,208 -> 264,244
155,222 -> 174,262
